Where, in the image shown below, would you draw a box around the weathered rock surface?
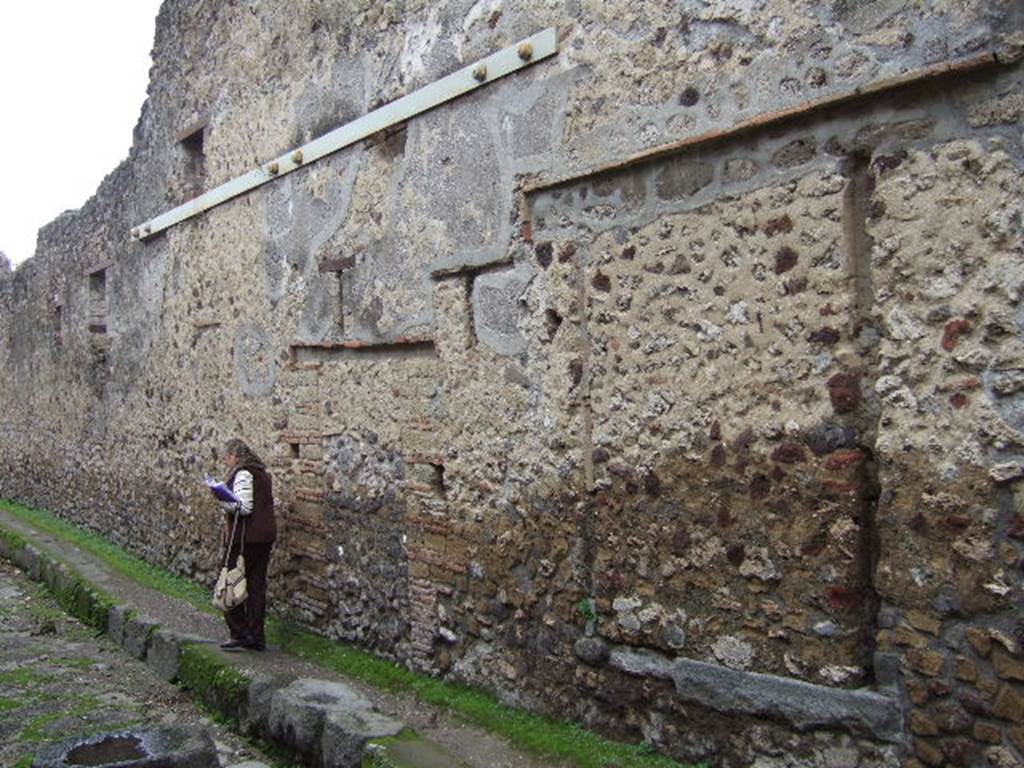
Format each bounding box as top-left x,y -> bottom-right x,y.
1,0 -> 1023,764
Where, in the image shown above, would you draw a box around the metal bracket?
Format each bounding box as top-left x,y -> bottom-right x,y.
132,28 -> 558,241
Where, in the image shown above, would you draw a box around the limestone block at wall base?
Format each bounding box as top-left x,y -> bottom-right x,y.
609,646 -> 902,742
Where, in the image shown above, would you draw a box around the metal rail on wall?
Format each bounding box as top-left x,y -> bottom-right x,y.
131,27 -> 558,242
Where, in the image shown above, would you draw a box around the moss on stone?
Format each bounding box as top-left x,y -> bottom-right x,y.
48,568 -> 113,633
177,643 -> 252,723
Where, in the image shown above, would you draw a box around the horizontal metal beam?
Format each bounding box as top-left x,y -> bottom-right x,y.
132,28 -> 558,241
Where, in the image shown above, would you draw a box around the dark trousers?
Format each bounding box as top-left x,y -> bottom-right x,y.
224,540 -> 273,645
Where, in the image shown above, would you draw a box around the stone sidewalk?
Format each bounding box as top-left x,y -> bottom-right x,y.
0,558 -> 274,768
0,507 -> 560,768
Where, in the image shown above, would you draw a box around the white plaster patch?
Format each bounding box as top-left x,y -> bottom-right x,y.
400,8 -> 442,82
711,635 -> 754,670
738,546 -> 782,582
818,664 -> 863,685
883,306 -> 924,341
726,300 -> 750,325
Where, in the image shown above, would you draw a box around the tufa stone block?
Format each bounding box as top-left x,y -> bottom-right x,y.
1008,725 -> 1024,753
906,611 -> 942,636
908,649 -> 947,677
955,656 -> 979,682
979,675 -> 1002,698
914,737 -> 944,767
107,604 -> 131,646
994,650 -> 1024,682
967,627 -> 993,657
973,720 -> 1003,744
994,685 -> 1024,723
911,711 -> 939,736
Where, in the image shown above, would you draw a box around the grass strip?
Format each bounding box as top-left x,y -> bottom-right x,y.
0,499 -> 212,614
270,623 -> 689,768
0,498 -> 697,768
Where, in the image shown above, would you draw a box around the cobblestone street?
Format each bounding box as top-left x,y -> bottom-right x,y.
0,558 -> 272,767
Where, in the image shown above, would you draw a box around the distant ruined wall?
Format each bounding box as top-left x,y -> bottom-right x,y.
1,1 -> 1023,765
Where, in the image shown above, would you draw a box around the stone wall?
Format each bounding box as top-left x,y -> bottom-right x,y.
1,1 -> 1023,765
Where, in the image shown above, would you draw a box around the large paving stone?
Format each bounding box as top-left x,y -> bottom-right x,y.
363,736 -> 471,768
322,709 -> 404,766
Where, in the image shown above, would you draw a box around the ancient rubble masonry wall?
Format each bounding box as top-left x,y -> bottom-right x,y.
1,1 -> 1023,766
868,139 -> 1024,768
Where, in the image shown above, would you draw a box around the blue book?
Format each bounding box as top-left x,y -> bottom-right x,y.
204,475 -> 240,505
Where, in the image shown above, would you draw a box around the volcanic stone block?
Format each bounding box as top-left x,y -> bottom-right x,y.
123,614 -> 160,660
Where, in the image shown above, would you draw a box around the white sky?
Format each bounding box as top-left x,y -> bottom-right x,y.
0,1 -> 163,266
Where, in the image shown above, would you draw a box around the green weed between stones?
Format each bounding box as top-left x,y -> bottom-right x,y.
0,499 -> 699,768
0,668 -> 52,686
51,656 -> 100,670
0,696 -> 24,713
19,694 -> 102,742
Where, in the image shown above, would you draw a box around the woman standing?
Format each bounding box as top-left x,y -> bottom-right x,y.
218,438 -> 276,651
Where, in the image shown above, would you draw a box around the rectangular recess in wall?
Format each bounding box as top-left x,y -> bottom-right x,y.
131,28 -> 558,241
176,118 -> 208,200
53,301 -> 63,347
87,269 -> 109,353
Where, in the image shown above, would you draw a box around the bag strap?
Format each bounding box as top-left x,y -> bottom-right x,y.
222,509 -> 244,569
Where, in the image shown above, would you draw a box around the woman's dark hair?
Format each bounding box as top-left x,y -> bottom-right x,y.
224,438 -> 265,469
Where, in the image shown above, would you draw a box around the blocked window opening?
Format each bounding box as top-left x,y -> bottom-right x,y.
177,120 -> 207,199
430,463 -> 446,497
87,268 -> 110,356
53,302 -> 63,347
317,254 -> 356,335
88,270 -> 107,333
